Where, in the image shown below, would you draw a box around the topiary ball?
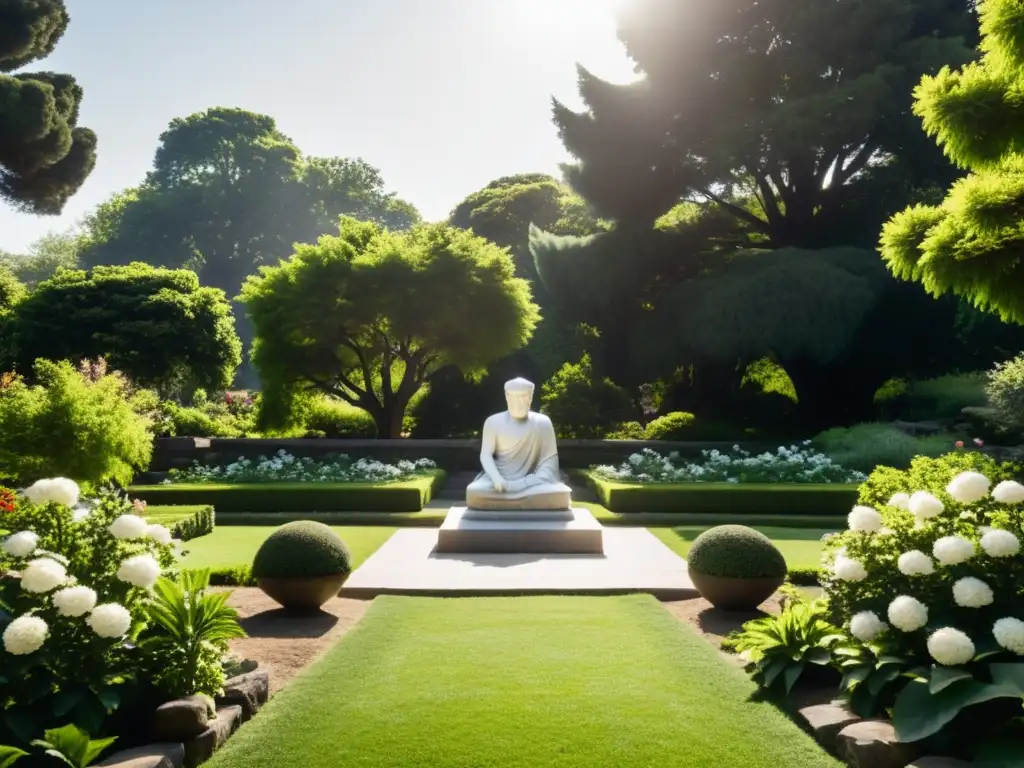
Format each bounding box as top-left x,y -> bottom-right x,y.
687,525 -> 786,579
252,521 -> 352,580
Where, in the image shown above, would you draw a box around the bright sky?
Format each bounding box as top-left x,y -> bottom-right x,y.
0,0 -> 639,252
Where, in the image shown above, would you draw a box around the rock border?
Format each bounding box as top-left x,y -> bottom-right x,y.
95,669 -> 270,768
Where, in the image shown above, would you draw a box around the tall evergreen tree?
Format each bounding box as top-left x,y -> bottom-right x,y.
882,0 -> 1024,323
0,0 -> 97,213
554,0 -> 976,247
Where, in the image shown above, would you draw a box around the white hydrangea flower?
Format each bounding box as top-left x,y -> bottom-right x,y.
888,492 -> 912,510
108,514 -> 148,540
848,506 -> 883,533
833,556 -> 868,582
993,618 -> 1024,655
953,577 -> 994,608
850,611 -> 886,641
52,586 -> 98,617
2,615 -> 48,655
145,524 -> 172,546
87,603 -> 132,639
981,529 -> 1021,558
888,595 -> 929,632
927,627 -> 975,666
2,531 -> 38,558
933,536 -> 975,566
22,477 -> 79,507
116,554 -> 161,589
946,472 -> 991,504
909,491 -> 944,520
992,480 -> 1024,505
898,550 -> 935,576
20,558 -> 67,593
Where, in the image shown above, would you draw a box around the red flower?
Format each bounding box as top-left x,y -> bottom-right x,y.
955,441 -> 965,449
0,488 -> 17,514
225,392 -> 234,404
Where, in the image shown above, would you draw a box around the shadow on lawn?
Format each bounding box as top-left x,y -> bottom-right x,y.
239,608 -> 340,639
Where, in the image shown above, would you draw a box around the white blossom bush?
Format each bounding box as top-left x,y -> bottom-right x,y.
0,481 -> 176,746
166,449 -> 437,484
822,451 -> 1024,752
591,444 -> 866,484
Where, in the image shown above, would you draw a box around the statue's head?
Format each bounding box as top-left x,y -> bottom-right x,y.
504,378 -> 534,420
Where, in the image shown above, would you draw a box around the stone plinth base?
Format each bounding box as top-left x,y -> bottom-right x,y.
463,508 -> 574,522
436,507 -> 604,555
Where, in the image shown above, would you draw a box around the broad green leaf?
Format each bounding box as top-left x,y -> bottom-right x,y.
51,688 -> 86,718
82,736 -> 117,766
3,711 -> 38,745
894,677 -> 1024,743
0,746 -> 28,768
867,664 -> 902,696
97,688 -> 120,712
929,666 -> 973,694
806,647 -> 831,665
783,661 -> 805,694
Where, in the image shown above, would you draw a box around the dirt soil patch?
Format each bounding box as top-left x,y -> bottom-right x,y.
662,593 -> 783,650
224,588 -> 369,694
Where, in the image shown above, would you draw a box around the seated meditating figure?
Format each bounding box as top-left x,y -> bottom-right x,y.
465,377 -> 573,511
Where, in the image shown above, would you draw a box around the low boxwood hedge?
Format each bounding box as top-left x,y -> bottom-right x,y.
579,470 -> 858,516
129,470 -> 445,513
145,504 -> 215,541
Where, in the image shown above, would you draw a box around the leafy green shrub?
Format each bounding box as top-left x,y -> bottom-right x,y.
877,373 -> 987,421
164,405 -> 222,437
812,422 -> 955,473
303,395 -> 376,438
686,525 -> 787,578
727,600 -> 846,694
822,452 -> 1024,753
540,354 -> 635,438
251,521 -> 352,579
208,565 -> 256,587
0,360 -> 153,488
167,506 -> 214,541
787,566 -> 824,586
0,482 -> 177,748
644,412 -> 696,440
986,354 -> 1024,436
606,421 -> 645,440
140,569 -> 246,699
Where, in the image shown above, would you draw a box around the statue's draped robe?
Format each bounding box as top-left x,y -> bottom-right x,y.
467,412 -> 571,509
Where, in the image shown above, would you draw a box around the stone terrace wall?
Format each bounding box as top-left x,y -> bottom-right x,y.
151,437 -> 768,472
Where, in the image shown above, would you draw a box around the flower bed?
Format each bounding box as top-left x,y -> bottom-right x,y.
166,450 -> 438,484
130,471 -> 446,513
580,471 -> 859,516
0,477 -> 247,763
592,445 -> 866,484
727,451 -> 1024,764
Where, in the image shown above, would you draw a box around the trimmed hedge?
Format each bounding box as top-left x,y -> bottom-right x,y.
252,521 -> 352,579
687,525 -> 788,579
129,470 -> 445,513
145,504 -> 215,541
579,470 -> 859,516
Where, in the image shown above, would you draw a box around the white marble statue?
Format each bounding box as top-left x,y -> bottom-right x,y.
465,378 -> 572,511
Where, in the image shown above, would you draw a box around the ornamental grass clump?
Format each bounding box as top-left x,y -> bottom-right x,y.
687,526 -> 787,579
251,521 -> 352,580
822,451 -> 1024,757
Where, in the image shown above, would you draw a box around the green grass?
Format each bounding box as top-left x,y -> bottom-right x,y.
208,596 -> 839,768
649,526 -> 833,570
178,526 -> 395,570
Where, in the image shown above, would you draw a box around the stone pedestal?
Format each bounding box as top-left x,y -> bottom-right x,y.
436,507 -> 604,555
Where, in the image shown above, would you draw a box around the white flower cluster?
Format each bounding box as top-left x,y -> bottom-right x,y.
22,477 -> 80,508
836,470 -> 1024,666
166,449 -> 437,484
592,444 -> 866,485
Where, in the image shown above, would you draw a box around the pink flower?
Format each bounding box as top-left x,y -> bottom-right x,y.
225,392 -> 234,404
955,441 -> 965,449
132,499 -> 147,514
974,438 -> 984,447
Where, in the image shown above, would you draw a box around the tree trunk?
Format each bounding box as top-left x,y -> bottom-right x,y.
370,399 -> 409,439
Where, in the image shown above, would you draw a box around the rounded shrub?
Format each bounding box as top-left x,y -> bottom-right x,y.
987,354 -> 1024,436
252,521 -> 352,580
687,525 -> 787,579
644,411 -> 695,440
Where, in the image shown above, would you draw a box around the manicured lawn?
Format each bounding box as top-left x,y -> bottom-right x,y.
178,526 -> 395,569
208,596 -> 838,768
649,525 -> 834,570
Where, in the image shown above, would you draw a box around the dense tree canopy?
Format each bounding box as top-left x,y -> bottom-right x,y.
0,230 -> 78,285
554,0 -> 976,247
241,217 -> 539,438
9,263 -> 242,394
0,0 -> 97,213
77,107 -> 420,384
881,0 -> 1024,324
